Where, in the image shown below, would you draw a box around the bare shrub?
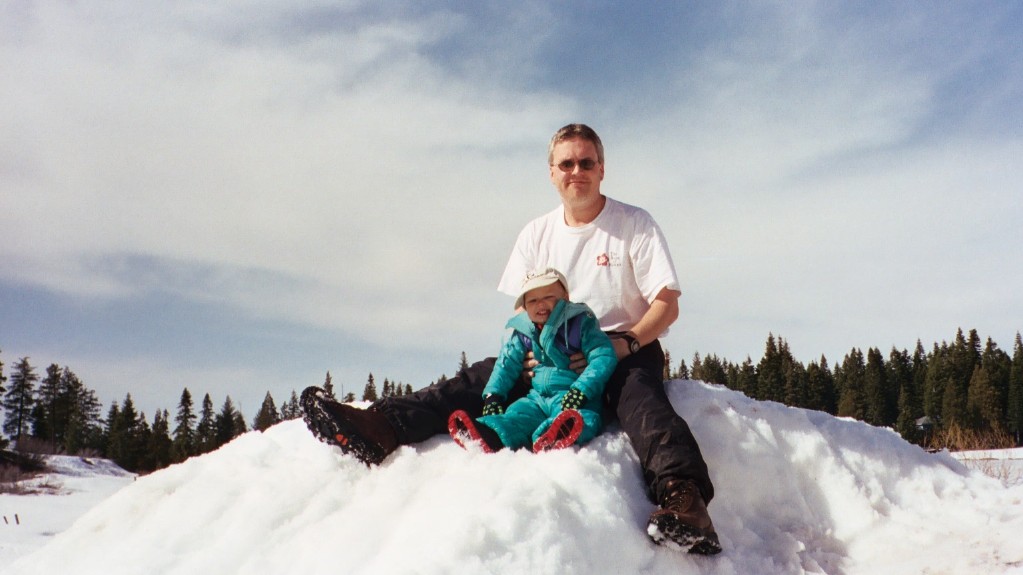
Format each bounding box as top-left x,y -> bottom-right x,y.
0,450 -> 49,493
929,423 -> 1015,452
933,424 -> 1022,487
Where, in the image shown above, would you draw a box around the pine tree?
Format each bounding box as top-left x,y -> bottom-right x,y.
924,342 -> 950,422
698,354 -> 728,386
663,350 -> 673,381
0,351 -> 5,451
459,352 -> 470,373
863,348 -> 889,427
784,361 -> 809,409
61,368 -> 103,455
146,409 -> 173,471
404,383 -> 413,396
3,357 -> 39,446
757,334 -> 785,402
253,392 -> 281,431
172,388 -> 197,462
942,329 -> 979,429
734,358 -> 757,398
232,409 -> 248,437
32,363 -> 64,449
322,372 -> 336,399
982,337 -> 1012,430
215,396 -> 241,447
0,349 -> 6,399
674,356 -> 690,380
280,390 -> 302,420
892,348 -> 921,442
690,352 -> 703,382
806,356 -> 836,415
362,373 -> 378,402
967,338 -> 1011,432
107,394 -> 143,471
837,349 -> 866,420
196,394 -> 217,454
1007,333 -> 1023,444
966,365 -> 999,432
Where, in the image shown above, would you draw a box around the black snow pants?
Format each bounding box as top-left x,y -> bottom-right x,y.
372,340 -> 714,504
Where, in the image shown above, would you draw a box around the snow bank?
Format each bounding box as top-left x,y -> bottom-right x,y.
9,381 -> 1023,574
1,456 -> 134,564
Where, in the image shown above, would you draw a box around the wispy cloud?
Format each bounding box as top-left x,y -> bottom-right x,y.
2,1 -> 1020,415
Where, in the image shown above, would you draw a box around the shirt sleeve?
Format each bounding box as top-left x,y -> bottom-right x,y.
631,210 -> 681,303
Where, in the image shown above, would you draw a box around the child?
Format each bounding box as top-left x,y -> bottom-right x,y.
448,267 -> 618,452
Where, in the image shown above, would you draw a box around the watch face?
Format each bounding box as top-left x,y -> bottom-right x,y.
629,339 -> 640,353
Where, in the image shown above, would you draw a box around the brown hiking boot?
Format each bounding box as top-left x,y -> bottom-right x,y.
301,386 -> 399,465
647,479 -> 722,555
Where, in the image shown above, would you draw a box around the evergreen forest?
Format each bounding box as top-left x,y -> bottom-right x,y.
2,328 -> 1022,475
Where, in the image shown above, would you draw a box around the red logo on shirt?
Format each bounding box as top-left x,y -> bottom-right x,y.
596,253 -> 610,267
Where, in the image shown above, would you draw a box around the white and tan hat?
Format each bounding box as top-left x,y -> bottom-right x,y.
514,267 -> 569,309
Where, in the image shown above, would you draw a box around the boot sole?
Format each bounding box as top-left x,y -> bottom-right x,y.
532,409 -> 584,452
647,513 -> 722,555
300,387 -> 387,466
447,410 -> 496,453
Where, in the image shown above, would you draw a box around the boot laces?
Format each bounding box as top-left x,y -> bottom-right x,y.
662,480 -> 696,513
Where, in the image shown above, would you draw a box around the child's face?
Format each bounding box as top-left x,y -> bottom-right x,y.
523,282 -> 567,325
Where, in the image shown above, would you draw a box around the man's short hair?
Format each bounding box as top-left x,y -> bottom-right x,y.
548,124 -> 604,165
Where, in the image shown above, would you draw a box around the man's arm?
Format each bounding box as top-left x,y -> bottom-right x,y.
611,286 -> 680,359
565,286 -> 681,370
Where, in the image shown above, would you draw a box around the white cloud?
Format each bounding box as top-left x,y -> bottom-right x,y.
2,2 -> 1020,410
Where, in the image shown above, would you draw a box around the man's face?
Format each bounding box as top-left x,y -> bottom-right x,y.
523,282 -> 567,325
549,137 -> 604,207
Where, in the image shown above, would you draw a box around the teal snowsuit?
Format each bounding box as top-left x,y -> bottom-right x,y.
478,299 -> 618,449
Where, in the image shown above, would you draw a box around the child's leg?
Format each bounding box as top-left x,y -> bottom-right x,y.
573,408 -> 604,445
478,391 -> 548,450
534,405 -> 604,446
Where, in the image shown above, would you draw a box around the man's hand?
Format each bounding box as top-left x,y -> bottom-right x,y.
521,351 -> 540,379
611,337 -> 632,360
567,352 -> 588,374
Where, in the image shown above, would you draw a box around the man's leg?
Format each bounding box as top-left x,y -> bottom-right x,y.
303,357 -> 528,464
605,341 -> 720,554
375,357 -> 522,444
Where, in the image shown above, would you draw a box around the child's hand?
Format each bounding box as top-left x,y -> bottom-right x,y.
482,394 -> 505,416
561,388 -> 587,411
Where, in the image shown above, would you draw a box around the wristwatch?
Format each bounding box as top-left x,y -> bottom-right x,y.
621,332 -> 641,355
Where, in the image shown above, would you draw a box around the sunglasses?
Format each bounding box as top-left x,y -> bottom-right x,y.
553,158 -> 599,172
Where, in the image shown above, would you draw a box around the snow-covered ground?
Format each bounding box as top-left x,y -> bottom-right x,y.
0,455 -> 135,564
4,380 -> 1023,574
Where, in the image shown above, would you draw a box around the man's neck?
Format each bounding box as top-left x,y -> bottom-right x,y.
563,194 -> 607,227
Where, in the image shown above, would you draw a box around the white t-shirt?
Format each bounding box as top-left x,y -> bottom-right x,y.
498,196 -> 681,336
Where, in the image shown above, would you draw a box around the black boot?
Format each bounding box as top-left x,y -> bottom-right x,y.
448,410 -> 503,452
647,478 -> 722,555
301,387 -> 399,465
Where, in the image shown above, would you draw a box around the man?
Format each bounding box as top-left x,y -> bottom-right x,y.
301,124 -> 721,555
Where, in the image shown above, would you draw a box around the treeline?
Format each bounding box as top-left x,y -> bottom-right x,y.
0,352 -> 415,474
669,328 -> 1023,447
5,329 -> 1021,474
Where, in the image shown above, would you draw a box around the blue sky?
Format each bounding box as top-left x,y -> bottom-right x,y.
2,1 -> 1021,420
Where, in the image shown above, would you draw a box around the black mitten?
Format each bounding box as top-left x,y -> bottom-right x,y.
482,394 -> 505,416
561,388 -> 586,411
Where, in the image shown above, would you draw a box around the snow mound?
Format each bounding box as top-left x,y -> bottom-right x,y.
43,456 -> 135,479
10,380 -> 1023,575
